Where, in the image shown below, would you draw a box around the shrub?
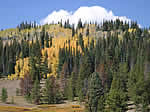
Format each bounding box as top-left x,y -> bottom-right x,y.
24,94 -> 32,103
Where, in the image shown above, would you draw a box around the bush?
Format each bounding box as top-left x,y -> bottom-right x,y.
1,88 -> 8,103
24,94 -> 32,103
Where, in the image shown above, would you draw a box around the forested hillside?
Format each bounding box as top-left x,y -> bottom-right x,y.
0,19 -> 150,112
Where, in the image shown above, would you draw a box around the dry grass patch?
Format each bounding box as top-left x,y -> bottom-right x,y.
0,104 -> 84,112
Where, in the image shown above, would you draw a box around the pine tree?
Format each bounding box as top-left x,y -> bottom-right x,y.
44,76 -> 55,104
67,72 -> 77,101
97,95 -> 105,112
40,27 -> 45,49
67,78 -> 74,101
78,33 -> 84,51
29,39 -> 42,81
59,62 -> 69,95
44,76 -> 62,104
45,32 -> 49,48
86,25 -> 89,37
88,72 -> 103,112
1,88 -> 8,103
77,55 -> 93,102
29,54 -> 37,81
50,36 -> 52,47
77,19 -> 83,29
128,58 -> 150,111
72,24 -> 75,37
31,77 -> 41,104
105,73 -> 127,112
79,55 -> 93,79
40,51 -> 49,79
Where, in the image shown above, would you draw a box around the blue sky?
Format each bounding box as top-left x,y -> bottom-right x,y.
0,0 -> 149,29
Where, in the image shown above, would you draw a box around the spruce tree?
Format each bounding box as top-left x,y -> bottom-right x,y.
86,25 -> 89,37
45,32 -> 49,48
44,76 -> 55,104
97,95 -> 105,112
1,88 -> 8,103
29,54 -> 37,81
77,55 -> 93,102
105,73 -> 127,112
77,19 -> 83,29
88,72 -> 103,112
40,27 -> 45,49
31,77 -> 41,104
67,72 -> 76,101
72,24 -> 75,37
44,76 -> 62,104
78,33 -> 84,51
40,51 -> 49,79
128,58 -> 150,111
77,74 -> 84,102
50,36 -> 52,47
67,79 -> 74,101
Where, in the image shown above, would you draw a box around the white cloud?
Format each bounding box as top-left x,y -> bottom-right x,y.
40,6 -> 131,27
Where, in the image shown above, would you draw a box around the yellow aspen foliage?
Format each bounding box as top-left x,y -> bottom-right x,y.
19,58 -> 29,79
7,24 -> 98,79
128,28 -> 136,33
8,58 -> 29,80
8,35 -> 96,79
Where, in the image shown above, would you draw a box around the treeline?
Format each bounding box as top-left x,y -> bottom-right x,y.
101,19 -> 139,31
17,21 -> 37,31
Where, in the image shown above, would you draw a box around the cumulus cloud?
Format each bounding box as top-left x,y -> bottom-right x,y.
40,6 -> 131,26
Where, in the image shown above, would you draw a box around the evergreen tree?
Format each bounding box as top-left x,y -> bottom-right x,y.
87,72 -> 103,112
44,76 -> 62,104
40,27 -> 45,49
45,32 -> 49,48
40,51 -> 49,79
77,74 -> 84,102
31,77 -> 41,104
77,54 -> 93,102
79,55 -> 93,80
29,38 -> 42,81
67,78 -> 74,101
50,36 -> 52,47
67,72 -> 77,101
29,54 -> 37,81
86,25 -> 89,37
72,24 -> 75,37
77,19 -> 83,29
1,88 -> 8,103
97,95 -> 105,112
66,19 -> 71,28
105,72 -> 127,112
78,33 -> 84,50
128,59 -> 150,111
44,76 -> 55,104
59,62 -> 69,95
